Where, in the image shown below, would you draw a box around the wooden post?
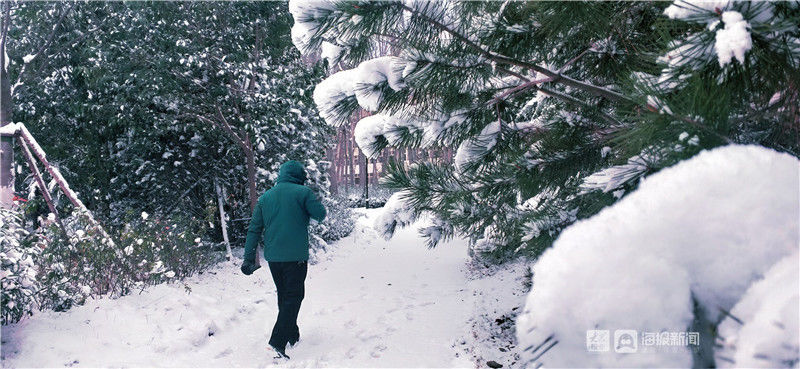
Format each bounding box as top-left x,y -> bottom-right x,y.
214,177 -> 233,261
18,138 -> 68,236
15,123 -> 114,245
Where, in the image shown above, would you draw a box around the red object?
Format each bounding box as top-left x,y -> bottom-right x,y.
12,195 -> 28,202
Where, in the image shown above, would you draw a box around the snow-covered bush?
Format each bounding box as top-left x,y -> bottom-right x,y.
343,185 -> 393,208
111,211 -> 219,293
31,214 -> 95,312
716,251 -> 799,368
1,208 -> 40,325
305,160 -> 355,253
3,207 -> 219,321
516,145 -> 799,367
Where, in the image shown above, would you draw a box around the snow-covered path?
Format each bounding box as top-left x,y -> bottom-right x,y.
1,209 -> 502,368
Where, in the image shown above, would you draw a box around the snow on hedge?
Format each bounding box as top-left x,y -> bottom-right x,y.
516,145 -> 799,368
715,251 -> 799,368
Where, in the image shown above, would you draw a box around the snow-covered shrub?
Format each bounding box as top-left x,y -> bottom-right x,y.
31,214 -> 94,312
342,184 -> 393,208
1,208 -> 40,325
716,251 -> 799,368
304,160 -> 355,252
30,210 -> 218,314
516,145 -> 799,368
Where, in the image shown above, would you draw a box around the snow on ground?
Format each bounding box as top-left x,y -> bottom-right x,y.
1,209 -> 529,368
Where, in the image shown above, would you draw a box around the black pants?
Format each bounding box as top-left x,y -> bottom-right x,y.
267,261 -> 307,351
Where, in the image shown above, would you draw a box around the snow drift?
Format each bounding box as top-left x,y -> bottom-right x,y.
516,145 -> 799,367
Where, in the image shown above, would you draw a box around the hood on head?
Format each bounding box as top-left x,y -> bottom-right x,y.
276,160 -> 307,184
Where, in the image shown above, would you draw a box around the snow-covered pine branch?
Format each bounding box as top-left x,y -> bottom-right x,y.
517,145 -> 799,367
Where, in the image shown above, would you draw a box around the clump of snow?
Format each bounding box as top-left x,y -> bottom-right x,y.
288,0 -> 336,54
313,57 -> 410,126
580,150 -> 654,193
662,2 -> 754,68
312,68 -> 358,126
354,114 -> 391,158
663,0 -> 730,20
715,11 -> 751,66
352,110 -> 467,158
454,121 -> 501,172
716,251 -> 799,368
517,145 -> 800,368
374,191 -> 417,240
320,41 -> 343,65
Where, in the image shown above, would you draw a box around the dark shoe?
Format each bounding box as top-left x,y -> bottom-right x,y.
269,344 -> 290,360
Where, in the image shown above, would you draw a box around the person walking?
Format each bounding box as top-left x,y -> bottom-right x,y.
240,160 -> 326,360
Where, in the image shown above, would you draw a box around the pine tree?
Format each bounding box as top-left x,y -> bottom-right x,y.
291,0 -> 799,258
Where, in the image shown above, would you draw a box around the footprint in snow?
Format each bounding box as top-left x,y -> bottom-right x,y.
214,348 -> 232,359
369,344 -> 386,358
356,329 -> 380,342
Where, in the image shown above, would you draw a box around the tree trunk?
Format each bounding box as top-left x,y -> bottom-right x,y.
346,128 -> 354,193
214,176 -> 233,261
245,148 -> 257,212
0,2 -> 14,209
242,135 -> 260,267
359,150 -> 367,197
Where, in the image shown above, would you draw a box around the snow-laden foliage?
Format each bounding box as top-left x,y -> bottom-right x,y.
304,160 -> 355,259
291,0 -> 799,258
0,204 -> 219,324
516,145 -> 800,367
6,2 -> 351,258
1,208 -> 39,325
374,191 -> 417,240
715,251 -> 799,368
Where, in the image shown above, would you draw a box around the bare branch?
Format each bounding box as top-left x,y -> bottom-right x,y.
488,76 -> 554,106
1,1 -> 10,60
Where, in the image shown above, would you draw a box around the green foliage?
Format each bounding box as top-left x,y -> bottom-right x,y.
295,0 -> 799,260
1,204 -> 220,324
3,1 -> 355,320
0,208 -> 38,325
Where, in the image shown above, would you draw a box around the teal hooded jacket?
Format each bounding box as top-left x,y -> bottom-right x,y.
243,161 -> 326,262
